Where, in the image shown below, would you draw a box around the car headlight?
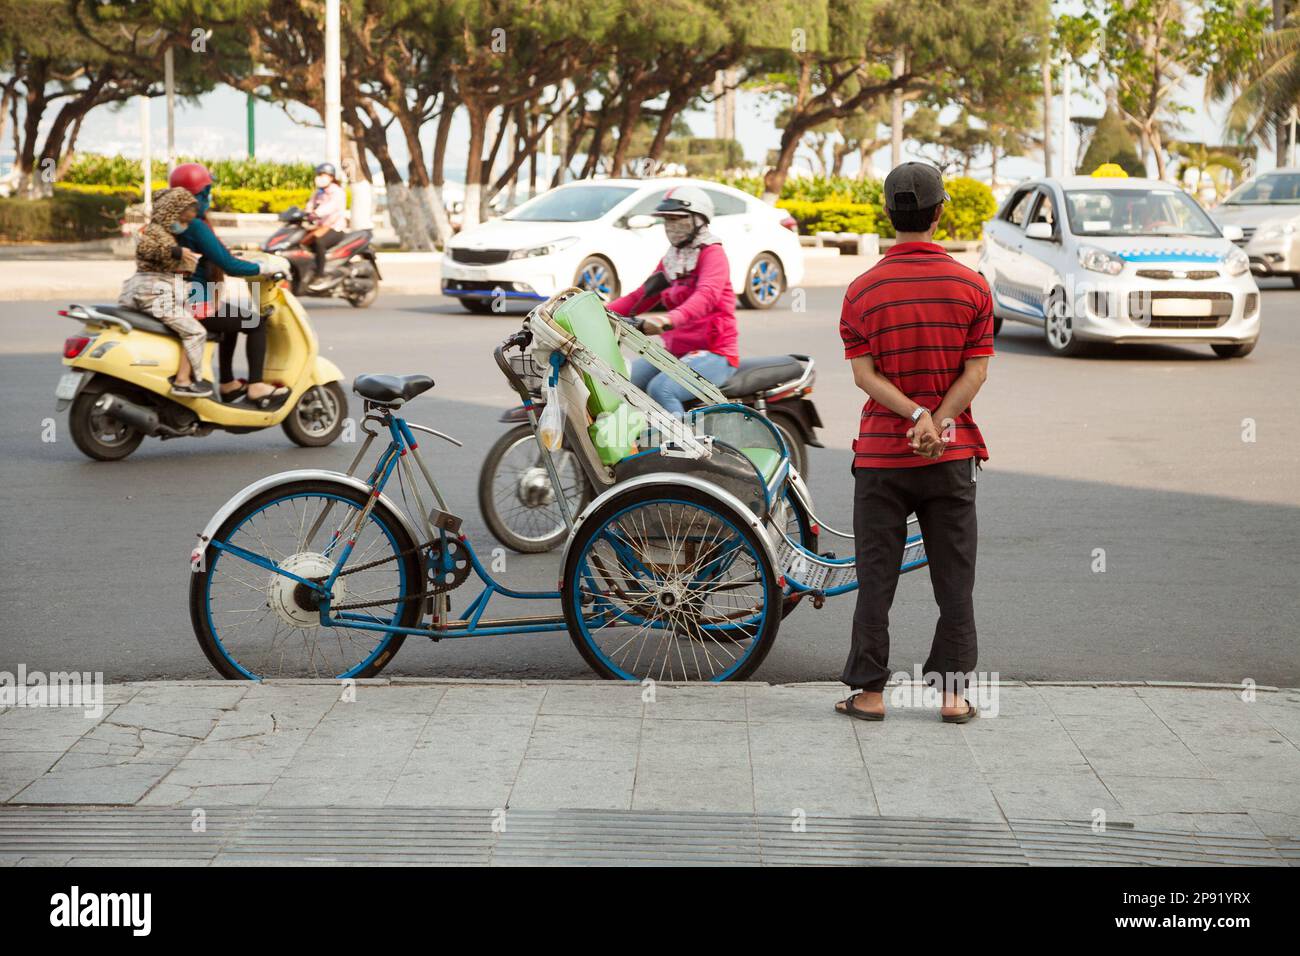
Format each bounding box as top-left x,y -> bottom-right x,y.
1253,219 -> 1299,241
508,237 -> 578,259
1077,245 -> 1124,276
1224,247 -> 1251,277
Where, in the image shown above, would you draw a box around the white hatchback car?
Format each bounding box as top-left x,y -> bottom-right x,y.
441,178 -> 805,313
979,176 -> 1261,357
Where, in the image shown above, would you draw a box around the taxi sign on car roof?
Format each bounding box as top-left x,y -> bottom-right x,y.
1091,163 -> 1129,178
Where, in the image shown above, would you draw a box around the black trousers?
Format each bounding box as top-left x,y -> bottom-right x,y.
310,229 -> 343,276
842,457 -> 979,695
201,308 -> 268,384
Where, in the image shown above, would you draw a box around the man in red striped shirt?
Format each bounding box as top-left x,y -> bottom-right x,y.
834,162 -> 993,725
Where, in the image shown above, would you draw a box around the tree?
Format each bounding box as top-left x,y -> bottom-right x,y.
1097,0 -> 1269,179
1208,1 -> 1300,163
1079,102 -> 1147,175
754,0 -> 1047,201
1,0 -> 208,197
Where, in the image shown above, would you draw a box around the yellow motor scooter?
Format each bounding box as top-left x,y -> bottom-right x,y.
55,252 -> 348,461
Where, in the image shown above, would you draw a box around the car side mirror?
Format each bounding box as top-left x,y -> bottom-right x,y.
1221,224 -> 1244,242
627,214 -> 658,230
1025,222 -> 1055,241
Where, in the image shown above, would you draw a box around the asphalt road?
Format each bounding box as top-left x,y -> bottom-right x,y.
2,280 -> 1297,685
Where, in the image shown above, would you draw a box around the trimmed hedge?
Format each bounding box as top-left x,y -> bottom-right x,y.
56,181 -> 318,214
777,199 -> 880,235
63,154 -> 316,191
0,191 -> 129,242
720,173 -> 995,241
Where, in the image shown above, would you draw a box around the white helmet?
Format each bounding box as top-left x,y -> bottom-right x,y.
654,185 -> 714,224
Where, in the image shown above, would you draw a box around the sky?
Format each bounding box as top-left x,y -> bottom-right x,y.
36,64 -> 1274,192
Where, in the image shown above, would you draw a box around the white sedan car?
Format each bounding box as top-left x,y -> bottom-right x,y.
979,176 -> 1261,357
441,178 -> 804,313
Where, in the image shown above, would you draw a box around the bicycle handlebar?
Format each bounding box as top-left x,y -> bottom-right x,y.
493,328 -> 535,403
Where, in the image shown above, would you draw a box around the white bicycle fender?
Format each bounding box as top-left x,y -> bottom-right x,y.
190,469 -> 423,570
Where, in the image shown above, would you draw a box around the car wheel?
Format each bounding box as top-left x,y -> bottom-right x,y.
1291,275 -> 1300,289
459,298 -> 494,314
574,256 -> 619,299
1211,340 -> 1257,358
1044,286 -> 1090,357
992,314 -> 1004,336
741,253 -> 784,309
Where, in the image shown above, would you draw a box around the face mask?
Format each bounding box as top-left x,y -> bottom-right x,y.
315,175 -> 331,189
168,221 -> 186,235
663,217 -> 696,247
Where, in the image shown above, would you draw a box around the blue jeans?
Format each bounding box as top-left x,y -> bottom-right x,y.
630,351 -> 734,416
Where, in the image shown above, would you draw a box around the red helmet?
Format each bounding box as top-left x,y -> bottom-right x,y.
169,162 -> 214,194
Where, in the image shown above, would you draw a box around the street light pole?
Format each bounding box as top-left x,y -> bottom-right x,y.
1060,57 -> 1072,177
141,95 -> 152,217
324,0 -> 341,170
164,46 -> 175,175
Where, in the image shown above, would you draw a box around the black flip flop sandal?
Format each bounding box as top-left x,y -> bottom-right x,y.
219,378 -> 248,403
834,693 -> 885,721
941,699 -> 978,724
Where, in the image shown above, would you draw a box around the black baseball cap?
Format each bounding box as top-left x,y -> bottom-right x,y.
883,162 -> 950,211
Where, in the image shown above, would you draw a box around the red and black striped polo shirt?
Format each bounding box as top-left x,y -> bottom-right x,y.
840,241 -> 994,469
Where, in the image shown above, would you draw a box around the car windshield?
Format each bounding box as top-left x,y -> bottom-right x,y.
503,185 -> 637,222
1062,188 -> 1220,237
1221,172 -> 1300,205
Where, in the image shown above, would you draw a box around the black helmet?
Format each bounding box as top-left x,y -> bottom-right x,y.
314,162 -> 338,180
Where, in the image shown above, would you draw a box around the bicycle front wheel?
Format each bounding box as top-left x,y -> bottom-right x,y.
190,479 -> 424,680
561,484 -> 781,682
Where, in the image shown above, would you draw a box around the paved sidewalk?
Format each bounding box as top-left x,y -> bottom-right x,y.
0,680 -> 1296,864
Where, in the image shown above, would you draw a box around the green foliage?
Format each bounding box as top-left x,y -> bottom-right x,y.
716,174 -> 884,205
211,188 -> 317,214
764,175 -> 993,240
1079,108 -> 1147,177
660,138 -> 747,177
938,177 -> 997,240
777,199 -> 881,234
0,191 -> 128,242
63,153 -> 315,191
56,181 -> 318,214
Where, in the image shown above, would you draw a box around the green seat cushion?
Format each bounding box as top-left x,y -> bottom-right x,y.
550,292 -> 628,418
741,447 -> 781,482
550,291 -> 642,465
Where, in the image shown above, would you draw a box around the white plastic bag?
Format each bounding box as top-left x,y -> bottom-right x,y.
538,380 -> 565,450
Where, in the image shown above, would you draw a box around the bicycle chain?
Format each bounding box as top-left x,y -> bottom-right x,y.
328,536 -> 468,612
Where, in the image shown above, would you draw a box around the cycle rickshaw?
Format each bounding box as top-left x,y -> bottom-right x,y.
189,289 -> 927,682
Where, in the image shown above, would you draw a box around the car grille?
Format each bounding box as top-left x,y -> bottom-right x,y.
450,248 -> 511,265
1127,290 -> 1233,329
1232,226 -> 1254,247
1134,269 -> 1220,280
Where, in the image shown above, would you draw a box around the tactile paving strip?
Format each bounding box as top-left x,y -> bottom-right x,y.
0,807 -> 1291,866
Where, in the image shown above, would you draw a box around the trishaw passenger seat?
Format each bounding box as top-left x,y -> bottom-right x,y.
549,292 -> 645,466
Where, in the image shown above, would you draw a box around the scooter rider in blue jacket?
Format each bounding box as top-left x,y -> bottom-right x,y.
168,163 -> 289,408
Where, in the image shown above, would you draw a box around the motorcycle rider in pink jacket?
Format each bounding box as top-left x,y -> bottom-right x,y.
606,186 -> 739,415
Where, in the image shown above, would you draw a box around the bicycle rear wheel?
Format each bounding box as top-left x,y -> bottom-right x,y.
561,483 -> 780,682
190,479 -> 423,680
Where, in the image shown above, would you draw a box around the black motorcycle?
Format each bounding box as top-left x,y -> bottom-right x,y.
478,353 -> 822,553
262,206 -> 382,308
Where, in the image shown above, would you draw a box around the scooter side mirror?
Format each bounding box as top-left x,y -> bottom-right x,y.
627,215 -> 658,230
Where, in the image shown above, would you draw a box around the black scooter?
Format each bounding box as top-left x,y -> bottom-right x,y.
478,352 -> 823,554
262,206 -> 382,308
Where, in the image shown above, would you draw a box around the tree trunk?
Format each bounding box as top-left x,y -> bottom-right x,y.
428,99 -> 456,247
762,131 -> 802,203
762,58 -> 812,203
462,97 -> 488,230
890,48 -> 905,168
1041,51 -> 1053,176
